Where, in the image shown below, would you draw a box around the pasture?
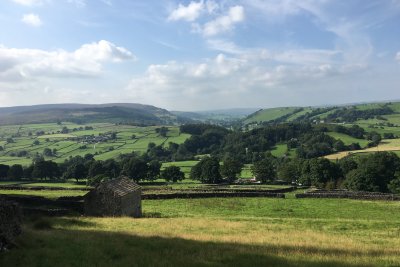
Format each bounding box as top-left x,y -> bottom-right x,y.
244,107 -> 299,124
0,123 -> 190,166
1,197 -> 399,266
326,132 -> 369,147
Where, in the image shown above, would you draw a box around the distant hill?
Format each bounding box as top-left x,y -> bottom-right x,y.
243,101 -> 400,125
0,103 -> 179,126
172,108 -> 259,122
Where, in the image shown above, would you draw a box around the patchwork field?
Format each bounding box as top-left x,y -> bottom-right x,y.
1,197 -> 399,266
0,123 -> 190,166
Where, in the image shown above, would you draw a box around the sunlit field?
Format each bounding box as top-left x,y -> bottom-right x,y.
1,197 -> 400,267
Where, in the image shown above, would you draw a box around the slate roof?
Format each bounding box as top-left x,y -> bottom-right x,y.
96,176 -> 141,197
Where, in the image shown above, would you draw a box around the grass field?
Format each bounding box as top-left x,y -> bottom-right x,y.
325,138 -> 400,160
326,132 -> 370,148
244,107 -> 299,124
0,189 -> 88,199
286,107 -> 313,121
1,197 -> 399,266
0,123 -> 190,166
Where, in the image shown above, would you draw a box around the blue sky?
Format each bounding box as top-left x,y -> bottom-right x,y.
0,0 -> 400,110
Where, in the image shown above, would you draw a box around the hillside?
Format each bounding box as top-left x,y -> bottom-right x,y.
172,108 -> 259,123
0,103 -> 178,126
243,107 -> 301,124
243,101 -> 400,127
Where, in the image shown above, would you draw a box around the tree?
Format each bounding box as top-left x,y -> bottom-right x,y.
333,140 -> 346,152
103,159 -> 121,178
251,158 -> 276,183
220,158 -> 243,182
23,165 -> 33,178
63,163 -> 87,182
388,173 -> 400,194
338,157 -> 358,175
122,158 -> 148,182
147,160 -> 161,181
277,158 -> 303,183
8,164 -> 23,180
33,140 -> 40,145
344,169 -> 379,192
0,164 -> 10,180
43,148 -> 53,157
190,157 -> 222,184
87,161 -> 105,178
32,160 -> 60,180
156,127 -> 169,137
299,158 -> 342,188
162,166 -> 185,182
344,152 -> 400,192
61,126 -> 69,134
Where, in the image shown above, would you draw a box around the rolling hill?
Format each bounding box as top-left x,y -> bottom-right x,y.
0,103 -> 179,126
172,108 -> 259,122
243,101 -> 400,127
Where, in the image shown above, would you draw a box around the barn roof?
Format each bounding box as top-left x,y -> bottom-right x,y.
96,176 -> 141,197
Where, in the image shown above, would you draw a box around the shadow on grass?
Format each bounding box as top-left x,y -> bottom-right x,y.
0,221 -> 387,267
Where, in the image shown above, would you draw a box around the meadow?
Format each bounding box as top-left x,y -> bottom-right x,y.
326,132 -> 370,148
1,197 -> 399,266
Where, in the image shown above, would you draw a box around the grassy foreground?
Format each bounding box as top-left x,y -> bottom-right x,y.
1,198 -> 400,266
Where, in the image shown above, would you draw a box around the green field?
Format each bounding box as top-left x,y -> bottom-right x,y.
0,189 -> 88,199
244,107 -> 299,124
1,197 -> 399,266
286,107 -> 313,121
326,132 -> 370,147
0,123 -> 190,166
270,144 -> 295,158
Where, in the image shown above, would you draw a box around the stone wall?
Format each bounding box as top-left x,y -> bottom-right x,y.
295,191 -> 400,201
143,191 -> 285,199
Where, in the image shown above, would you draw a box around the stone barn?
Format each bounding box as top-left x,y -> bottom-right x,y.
84,177 -> 142,217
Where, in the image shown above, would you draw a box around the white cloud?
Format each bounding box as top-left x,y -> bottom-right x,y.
396,52 -> 400,62
0,40 -> 134,81
12,0 -> 45,6
207,39 -> 245,54
202,5 -> 245,36
124,49 -> 364,109
168,2 -> 244,36
21,13 -> 42,27
168,1 -> 204,22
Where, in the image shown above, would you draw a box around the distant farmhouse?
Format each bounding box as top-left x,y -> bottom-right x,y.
84,177 -> 142,218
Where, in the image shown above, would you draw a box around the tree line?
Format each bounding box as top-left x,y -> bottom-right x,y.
0,153 -> 185,186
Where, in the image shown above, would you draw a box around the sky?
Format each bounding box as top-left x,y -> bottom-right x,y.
0,0 -> 400,111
